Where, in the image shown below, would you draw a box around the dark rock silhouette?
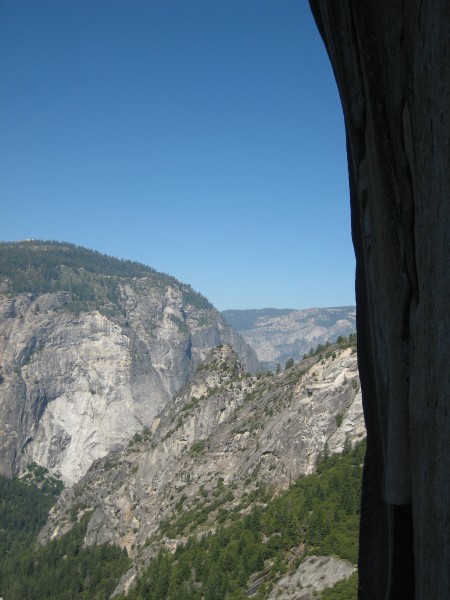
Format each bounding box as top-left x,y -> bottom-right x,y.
309,2 -> 450,598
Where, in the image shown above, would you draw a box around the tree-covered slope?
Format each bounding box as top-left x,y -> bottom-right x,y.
0,340 -> 363,599
0,473 -> 130,600
116,440 -> 365,600
35,337 -> 363,598
0,441 -> 363,600
0,240 -> 212,313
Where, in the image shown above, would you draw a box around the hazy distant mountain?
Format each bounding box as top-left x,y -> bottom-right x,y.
222,306 -> 356,369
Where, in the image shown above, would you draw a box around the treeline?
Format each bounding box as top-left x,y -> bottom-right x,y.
278,333 -> 357,374
117,439 -> 365,600
0,240 -> 156,281
303,333 -> 357,361
0,473 -> 130,599
1,514 -> 130,600
0,474 -> 57,560
0,441 -> 363,599
0,240 -> 212,311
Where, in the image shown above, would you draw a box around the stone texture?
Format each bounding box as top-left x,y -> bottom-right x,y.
0,281 -> 258,485
268,555 -> 356,600
38,344 -> 364,594
223,307 -> 356,369
309,2 -> 450,597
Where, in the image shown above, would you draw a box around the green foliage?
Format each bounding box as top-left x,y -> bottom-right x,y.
303,342 -> 331,360
189,440 -> 206,455
127,430 -> 144,450
180,286 -> 213,310
0,240 -> 212,314
180,396 -> 201,413
316,441 -> 330,465
159,481 -> 240,540
321,571 -> 358,599
0,241 -> 152,296
336,332 -> 357,348
0,474 -> 130,599
0,474 -> 60,561
302,333 -> 357,362
0,434 -> 364,600
342,437 -> 353,455
121,440 -> 365,600
20,462 -> 64,495
284,358 -> 295,370
168,313 -> 189,333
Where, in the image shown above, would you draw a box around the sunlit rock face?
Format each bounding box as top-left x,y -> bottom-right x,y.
310,2 -> 450,598
38,344 -> 364,594
222,307 -> 356,369
0,284 -> 258,486
268,555 -> 356,600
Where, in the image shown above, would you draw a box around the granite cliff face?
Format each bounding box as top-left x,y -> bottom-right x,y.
222,307 -> 356,368
39,342 -> 364,595
268,555 -> 356,600
310,3 -> 450,598
0,242 -> 258,485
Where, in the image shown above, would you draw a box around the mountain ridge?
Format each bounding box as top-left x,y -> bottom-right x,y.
0,241 -> 258,485
37,338 -> 364,596
0,240 -> 212,313
222,306 -> 356,369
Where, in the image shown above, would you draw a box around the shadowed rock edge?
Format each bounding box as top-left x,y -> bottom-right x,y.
309,2 -> 450,598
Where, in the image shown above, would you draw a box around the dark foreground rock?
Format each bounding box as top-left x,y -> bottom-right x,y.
309,2 -> 450,598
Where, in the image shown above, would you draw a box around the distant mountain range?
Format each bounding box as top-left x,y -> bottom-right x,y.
222,307 -> 356,369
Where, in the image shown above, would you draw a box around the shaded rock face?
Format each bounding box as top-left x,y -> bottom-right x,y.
0,284 -> 258,486
309,2 -> 450,598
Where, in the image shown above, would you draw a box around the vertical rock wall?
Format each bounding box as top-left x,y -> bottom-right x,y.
0,285 -> 259,486
309,2 -> 450,598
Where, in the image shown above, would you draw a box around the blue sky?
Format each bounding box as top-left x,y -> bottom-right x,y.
0,1 -> 354,311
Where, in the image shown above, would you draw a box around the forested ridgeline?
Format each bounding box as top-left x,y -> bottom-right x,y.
0,240 -> 212,311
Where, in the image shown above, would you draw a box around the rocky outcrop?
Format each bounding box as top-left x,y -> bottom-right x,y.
268,555 -> 356,600
38,343 -> 364,593
0,273 -> 258,486
222,307 -> 356,368
309,2 -> 450,598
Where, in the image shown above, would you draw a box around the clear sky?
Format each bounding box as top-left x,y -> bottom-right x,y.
0,0 -> 354,311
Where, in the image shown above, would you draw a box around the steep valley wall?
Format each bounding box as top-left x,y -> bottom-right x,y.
0,282 -> 258,485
